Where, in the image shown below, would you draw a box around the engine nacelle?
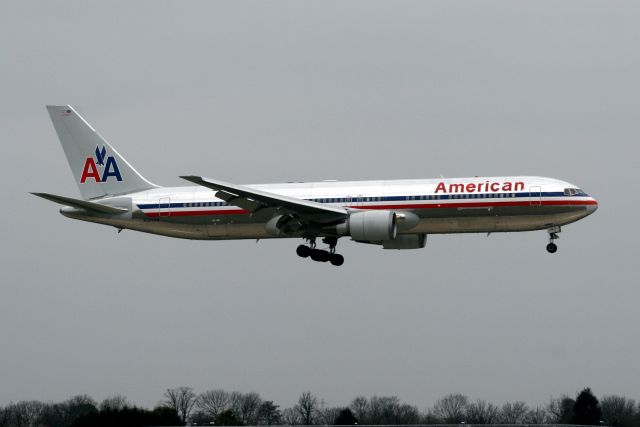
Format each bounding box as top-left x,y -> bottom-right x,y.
265,214 -> 305,236
343,210 -> 397,241
382,234 -> 427,249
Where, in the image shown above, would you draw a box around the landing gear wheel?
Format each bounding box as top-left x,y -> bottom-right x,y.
296,245 -> 311,258
297,237 -> 345,265
310,249 -> 330,262
330,254 -> 344,266
545,225 -> 560,254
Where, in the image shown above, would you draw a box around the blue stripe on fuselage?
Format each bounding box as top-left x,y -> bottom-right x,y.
136,191 -> 585,210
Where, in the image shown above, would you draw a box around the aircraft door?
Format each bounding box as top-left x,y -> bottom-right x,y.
158,196 -> 170,217
529,186 -> 542,206
345,194 -> 362,208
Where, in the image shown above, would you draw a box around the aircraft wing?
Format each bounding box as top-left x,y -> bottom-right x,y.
180,175 -> 348,221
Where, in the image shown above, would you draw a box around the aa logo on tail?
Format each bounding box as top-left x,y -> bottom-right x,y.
80,145 -> 123,183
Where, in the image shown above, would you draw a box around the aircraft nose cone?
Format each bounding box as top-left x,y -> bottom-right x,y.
587,198 -> 598,214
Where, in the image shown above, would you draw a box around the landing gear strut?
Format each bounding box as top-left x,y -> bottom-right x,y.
296,237 -> 344,266
546,225 -> 560,254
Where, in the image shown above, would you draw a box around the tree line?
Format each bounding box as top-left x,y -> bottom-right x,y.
1,387 -> 639,427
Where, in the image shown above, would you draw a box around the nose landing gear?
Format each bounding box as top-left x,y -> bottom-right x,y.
296,237 -> 344,266
546,226 -> 560,253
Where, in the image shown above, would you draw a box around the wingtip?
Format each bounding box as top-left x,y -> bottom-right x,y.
179,175 -> 202,182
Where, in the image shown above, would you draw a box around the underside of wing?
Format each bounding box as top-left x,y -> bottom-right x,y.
180,175 -> 348,223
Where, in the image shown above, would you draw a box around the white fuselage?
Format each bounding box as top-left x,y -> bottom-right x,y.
61,176 -> 598,241
39,105 -> 599,263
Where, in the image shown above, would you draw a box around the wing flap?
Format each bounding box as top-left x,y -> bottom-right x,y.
215,189 -> 267,213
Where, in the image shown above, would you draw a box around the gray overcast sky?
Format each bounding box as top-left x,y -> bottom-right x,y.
1,0 -> 638,410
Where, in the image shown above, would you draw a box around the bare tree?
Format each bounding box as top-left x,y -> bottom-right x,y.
525,406 -> 550,424
2,403 -> 20,427
282,407 -> 302,425
499,401 -> 529,424
257,400 -> 282,425
295,391 -> 319,425
423,409 -> 441,424
0,406 -> 11,427
64,394 -> 98,424
350,396 -> 369,423
229,391 -> 245,415
600,395 -> 636,427
396,403 -> 421,424
369,396 -> 401,424
99,395 -> 129,411
32,395 -> 97,427
237,392 -> 263,425
318,406 -> 342,425
432,393 -> 468,423
466,399 -> 500,424
163,386 -> 197,423
548,395 -> 575,424
38,402 -> 70,427
5,400 -> 46,427
198,389 -> 230,418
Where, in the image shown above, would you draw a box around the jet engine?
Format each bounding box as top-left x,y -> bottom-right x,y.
338,210 -> 397,241
265,214 -> 305,236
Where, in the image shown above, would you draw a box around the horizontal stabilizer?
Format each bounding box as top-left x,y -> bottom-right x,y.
31,192 -> 128,214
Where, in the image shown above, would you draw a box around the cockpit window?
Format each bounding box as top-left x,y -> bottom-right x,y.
564,188 -> 587,196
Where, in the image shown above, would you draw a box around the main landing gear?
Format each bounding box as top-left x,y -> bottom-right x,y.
296,237 -> 344,266
546,225 -> 561,254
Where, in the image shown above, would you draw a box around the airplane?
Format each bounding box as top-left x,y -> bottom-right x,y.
33,105 -> 598,266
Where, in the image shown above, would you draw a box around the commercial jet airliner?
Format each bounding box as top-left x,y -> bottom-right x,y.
33,105 -> 598,266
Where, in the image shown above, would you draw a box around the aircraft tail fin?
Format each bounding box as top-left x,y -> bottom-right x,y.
46,105 -> 157,200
